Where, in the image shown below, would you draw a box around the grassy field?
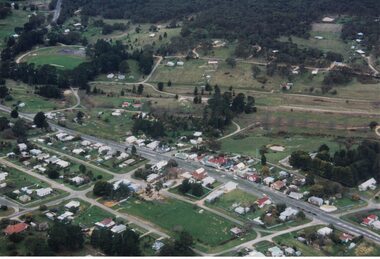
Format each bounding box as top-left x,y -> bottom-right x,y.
0,8 -> 30,49
118,197 -> 247,250
95,60 -> 144,83
72,205 -> 115,228
221,129 -> 341,163
4,80 -> 73,113
19,46 -> 88,70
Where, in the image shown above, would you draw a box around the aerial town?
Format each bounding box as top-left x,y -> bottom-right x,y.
0,0 -> 379,257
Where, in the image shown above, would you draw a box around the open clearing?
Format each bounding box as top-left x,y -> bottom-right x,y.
19,46 -> 87,69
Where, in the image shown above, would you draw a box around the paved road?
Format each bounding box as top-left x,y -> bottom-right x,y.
52,0 -> 62,23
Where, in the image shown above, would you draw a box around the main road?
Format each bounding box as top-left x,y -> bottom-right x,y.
1,104 -> 380,245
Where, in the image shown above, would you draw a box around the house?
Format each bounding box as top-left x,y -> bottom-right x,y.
322,17 -> 335,23
256,196 -> 272,208
263,177 -> 274,186
279,207 -> 299,221
284,247 -> 295,256
340,233 -> 354,243
95,218 -> 115,228
358,178 -> 377,191
356,49 -> 365,55
234,206 -> 249,215
288,192 -> 303,200
152,240 -> 165,252
317,227 -> 333,236
192,168 -> 207,181
0,172 -> 8,182
253,217 -> 264,226
57,211 -> 74,222
111,224 -> 127,234
246,250 -> 265,257
65,200 -> 81,209
193,131 -> 202,137
205,190 -> 224,203
271,180 -> 285,191
279,170 -> 289,178
71,176 -> 85,185
176,61 -> 184,66
208,60 -> 218,65
146,173 -> 160,183
230,227 -> 243,236
372,220 -> 380,230
129,183 -> 142,193
81,140 -> 91,146
113,179 -> 131,190
202,176 -> 215,187
223,181 -> 238,193
175,153 -> 189,160
56,159 -> 70,168
18,143 -> 27,151
166,61 -> 175,67
3,222 -> 28,235
72,148 -> 85,155
19,195 -> 31,203
308,196 -> 324,206
181,172 -> 192,179
45,212 -> 56,220
147,141 -> 160,150
268,246 -> 284,257
36,187 -> 53,197
152,160 -> 168,171
149,33 -> 156,37
126,136 -> 137,144
362,214 -> 378,226
30,149 -> 42,156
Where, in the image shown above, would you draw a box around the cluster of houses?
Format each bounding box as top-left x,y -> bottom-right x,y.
361,214 -> 380,231
0,171 -> 8,189
13,186 -> 53,203
45,200 -> 82,223
121,99 -> 143,110
113,179 -> 142,194
126,135 -> 171,153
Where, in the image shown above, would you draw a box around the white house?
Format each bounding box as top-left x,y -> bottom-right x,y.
152,160 -> 168,171
288,192 -> 303,200
359,178 -> 377,191
126,136 -> 138,144
57,211 -> 74,221
205,190 -> 224,203
279,207 -> 299,221
268,246 -> 284,257
72,148 -> 85,155
71,176 -> 85,185
113,179 -> 131,190
111,224 -> 127,234
202,176 -> 215,187
18,143 -> 27,151
147,141 -> 160,150
308,196 -> 324,206
147,173 -> 160,183
0,172 -> 8,182
317,227 -> 333,236
30,149 -> 42,156
222,181 -> 238,193
263,177 -> 275,186
65,200 -> 81,209
36,188 -> 53,197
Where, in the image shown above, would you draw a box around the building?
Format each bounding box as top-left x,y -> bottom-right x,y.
152,161 -> 168,171
146,173 -> 160,183
223,181 -> 238,193
263,177 -> 274,186
65,200 -> 81,209
3,222 -> 28,235
256,196 -> 271,208
202,176 -> 215,187
317,226 -> 333,236
72,148 -> 85,155
111,224 -> 127,234
19,195 -> 31,203
362,214 -> 378,226
340,233 -> 354,243
147,141 -> 160,151
268,246 -> 284,257
18,143 -> 27,151
308,196 -> 324,206
358,178 -> 377,191
230,227 -> 243,236
152,240 -> 165,252
95,218 -> 115,228
57,211 -> 74,222
113,179 -> 131,190
205,190 -> 224,203
36,187 -> 53,197
271,180 -> 285,191
192,168 -> 207,181
279,207 -> 299,221
288,192 -> 303,200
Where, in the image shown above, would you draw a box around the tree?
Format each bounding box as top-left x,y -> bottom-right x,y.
76,111 -> 84,123
0,85 -> 9,98
26,236 -> 53,256
33,112 -> 47,128
261,154 -> 267,166
47,168 -> 59,179
159,231 -> 194,256
10,109 -> 18,119
157,82 -> 164,91
289,150 -> 312,170
48,222 -> 84,252
369,121 -> 378,130
226,57 -> 236,68
137,84 -> 144,95
167,80 -> 172,87
79,164 -> 86,174
93,181 -> 113,197
0,116 -> 10,131
191,183 -> 204,197
131,145 -> 137,155
12,119 -> 26,137
178,179 -> 191,194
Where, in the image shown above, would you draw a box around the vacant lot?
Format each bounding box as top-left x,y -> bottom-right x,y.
119,197 -> 242,250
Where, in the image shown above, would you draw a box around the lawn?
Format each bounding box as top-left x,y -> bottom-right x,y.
19,46 -> 88,70
119,197 -> 240,249
0,8 -> 30,49
206,189 -> 262,221
95,60 -> 144,83
73,205 -> 115,228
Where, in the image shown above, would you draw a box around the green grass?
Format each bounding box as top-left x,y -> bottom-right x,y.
273,232 -> 326,256
0,9 -> 30,49
119,197 -> 239,249
19,46 -> 87,70
221,130 -> 340,164
73,205 -> 115,228
95,60 -> 143,83
341,209 -> 380,236
4,80 -> 72,113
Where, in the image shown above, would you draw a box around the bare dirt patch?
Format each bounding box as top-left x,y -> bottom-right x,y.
312,23 -> 342,33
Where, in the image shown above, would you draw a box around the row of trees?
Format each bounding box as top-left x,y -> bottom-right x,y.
290,141 -> 380,187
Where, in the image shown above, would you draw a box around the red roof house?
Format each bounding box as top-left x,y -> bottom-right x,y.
192,168 -> 207,181
256,196 -> 272,208
3,222 -> 28,235
272,180 -> 285,191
